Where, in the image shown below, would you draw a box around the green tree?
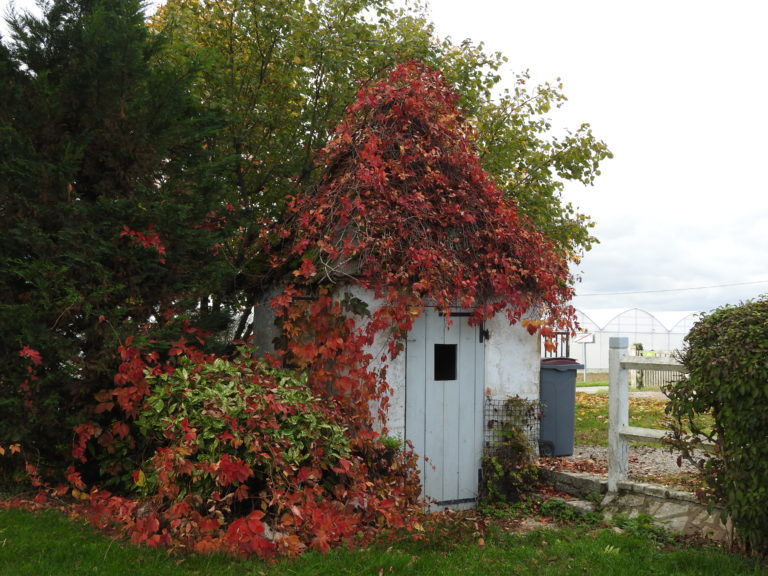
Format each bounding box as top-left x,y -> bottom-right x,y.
0,0 -> 224,462
472,71 -> 610,259
149,0 -> 439,341
150,0 -> 610,344
0,0 -> 611,465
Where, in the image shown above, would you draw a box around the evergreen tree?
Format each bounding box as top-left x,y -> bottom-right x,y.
0,0 -> 225,463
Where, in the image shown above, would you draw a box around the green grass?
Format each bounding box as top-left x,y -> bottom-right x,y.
575,392 -> 668,447
574,371 -> 669,391
576,380 -> 608,387
0,506 -> 763,576
574,392 -> 713,450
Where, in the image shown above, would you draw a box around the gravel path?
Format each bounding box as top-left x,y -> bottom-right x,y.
564,444 -> 697,477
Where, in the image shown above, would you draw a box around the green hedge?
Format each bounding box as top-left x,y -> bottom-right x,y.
666,297 -> 768,555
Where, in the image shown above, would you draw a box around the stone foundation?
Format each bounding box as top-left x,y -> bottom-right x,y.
603,481 -> 731,542
539,468 -> 730,543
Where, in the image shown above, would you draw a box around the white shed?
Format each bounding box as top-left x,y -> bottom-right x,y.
253,286 -> 542,508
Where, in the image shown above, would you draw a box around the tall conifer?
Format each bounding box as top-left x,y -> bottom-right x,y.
0,0 -> 224,461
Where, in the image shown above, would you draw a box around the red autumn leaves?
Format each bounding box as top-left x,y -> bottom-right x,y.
281,60 -> 574,333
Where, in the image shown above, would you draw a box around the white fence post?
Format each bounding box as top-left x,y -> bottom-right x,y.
608,336 -> 629,492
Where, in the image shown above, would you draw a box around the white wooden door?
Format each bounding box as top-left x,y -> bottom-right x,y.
405,309 -> 484,507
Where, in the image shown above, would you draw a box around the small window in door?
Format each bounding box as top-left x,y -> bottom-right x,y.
434,344 -> 457,381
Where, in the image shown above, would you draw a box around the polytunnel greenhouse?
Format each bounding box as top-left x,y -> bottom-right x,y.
560,308 -> 699,372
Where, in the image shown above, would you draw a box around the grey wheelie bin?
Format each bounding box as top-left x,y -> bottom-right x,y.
539,357 -> 583,457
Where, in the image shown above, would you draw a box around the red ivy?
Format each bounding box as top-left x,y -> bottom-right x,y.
18,345 -> 42,366
26,334 -> 423,560
120,225 -> 167,264
284,61 -> 574,329
270,60 -> 576,427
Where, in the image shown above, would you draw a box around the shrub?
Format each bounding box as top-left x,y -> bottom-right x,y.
480,397 -> 539,503
134,355 -> 351,501
666,297 -> 768,555
60,344 -> 423,558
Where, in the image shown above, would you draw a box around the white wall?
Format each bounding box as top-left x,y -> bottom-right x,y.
483,315 -> 541,401
343,286 -> 408,437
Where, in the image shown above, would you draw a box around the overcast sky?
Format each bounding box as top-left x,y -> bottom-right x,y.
424,0 -> 768,314
4,0 -> 767,315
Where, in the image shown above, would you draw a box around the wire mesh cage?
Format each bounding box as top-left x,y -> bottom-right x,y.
484,396 -> 541,458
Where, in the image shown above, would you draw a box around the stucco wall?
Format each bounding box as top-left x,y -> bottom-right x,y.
483,315 -> 541,401
341,287 -> 408,436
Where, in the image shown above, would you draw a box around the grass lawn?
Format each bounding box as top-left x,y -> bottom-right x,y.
574,371 -> 669,391
574,392 -> 669,447
574,391 -> 713,449
1,505 -> 764,576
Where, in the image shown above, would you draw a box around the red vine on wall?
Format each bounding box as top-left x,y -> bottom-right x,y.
271,60 -> 576,426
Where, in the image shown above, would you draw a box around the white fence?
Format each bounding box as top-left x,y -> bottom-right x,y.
606,336 -> 714,492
